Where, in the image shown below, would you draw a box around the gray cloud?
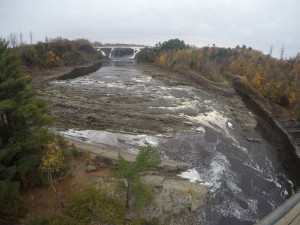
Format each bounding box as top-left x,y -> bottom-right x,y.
1,0 -> 299,57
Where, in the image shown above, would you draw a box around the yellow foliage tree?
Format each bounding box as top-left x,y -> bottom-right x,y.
251,73 -> 261,89
40,142 -> 66,174
159,54 -> 166,65
45,50 -> 56,66
288,91 -> 297,105
40,141 -> 67,208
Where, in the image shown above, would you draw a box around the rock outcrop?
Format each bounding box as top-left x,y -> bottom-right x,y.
140,172 -> 210,224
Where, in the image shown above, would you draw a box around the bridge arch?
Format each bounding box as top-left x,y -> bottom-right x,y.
95,45 -> 145,59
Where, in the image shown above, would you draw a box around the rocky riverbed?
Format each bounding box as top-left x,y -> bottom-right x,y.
33,60 -> 300,225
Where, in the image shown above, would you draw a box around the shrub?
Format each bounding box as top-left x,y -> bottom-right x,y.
0,181 -> 27,221
25,215 -> 82,225
68,188 -> 125,225
47,215 -> 82,225
141,217 -> 161,225
70,144 -> 81,158
25,217 -> 48,225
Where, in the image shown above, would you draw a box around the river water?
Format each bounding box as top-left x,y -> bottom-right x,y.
49,60 -> 300,225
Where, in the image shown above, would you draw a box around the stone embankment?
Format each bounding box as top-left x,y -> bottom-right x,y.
232,78 -> 300,160
31,60 -> 104,88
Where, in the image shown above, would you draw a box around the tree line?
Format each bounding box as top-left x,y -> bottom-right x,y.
8,37 -> 102,68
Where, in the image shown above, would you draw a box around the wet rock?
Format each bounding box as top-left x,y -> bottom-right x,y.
92,155 -> 118,167
157,162 -> 190,173
184,121 -> 194,126
125,212 -> 136,221
244,136 -> 262,144
176,164 -> 190,172
86,164 -> 97,172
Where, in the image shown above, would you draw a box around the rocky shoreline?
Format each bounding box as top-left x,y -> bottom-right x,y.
232,78 -> 300,160
65,138 -> 210,225
149,64 -> 300,161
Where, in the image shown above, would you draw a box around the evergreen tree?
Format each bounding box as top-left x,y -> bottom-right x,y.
113,145 -> 161,209
0,38 -> 55,221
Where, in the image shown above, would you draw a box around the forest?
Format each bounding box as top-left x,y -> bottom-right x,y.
12,38 -> 102,68
136,39 -> 300,120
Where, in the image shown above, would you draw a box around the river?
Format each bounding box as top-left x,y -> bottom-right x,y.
45,60 -> 300,225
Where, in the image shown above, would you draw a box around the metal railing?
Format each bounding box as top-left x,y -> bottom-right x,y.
255,189 -> 300,225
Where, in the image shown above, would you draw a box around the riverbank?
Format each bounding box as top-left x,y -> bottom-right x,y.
65,138 -> 210,224
21,135 -> 210,225
232,77 -> 300,161
25,61 -> 212,224
30,59 -> 107,87
146,63 -> 300,161
29,60 -> 300,224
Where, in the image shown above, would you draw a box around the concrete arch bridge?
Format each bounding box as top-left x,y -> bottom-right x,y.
95,45 -> 145,59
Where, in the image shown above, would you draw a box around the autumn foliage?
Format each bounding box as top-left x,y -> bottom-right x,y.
15,38 -> 102,68
137,40 -> 300,117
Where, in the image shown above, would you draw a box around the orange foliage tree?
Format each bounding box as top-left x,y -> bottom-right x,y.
251,73 -> 261,90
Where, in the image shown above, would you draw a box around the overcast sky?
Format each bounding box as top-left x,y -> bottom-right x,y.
1,0 -> 300,58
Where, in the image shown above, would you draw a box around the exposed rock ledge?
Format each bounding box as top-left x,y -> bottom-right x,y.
66,138 -> 210,224
233,79 -> 300,160
141,172 -> 210,225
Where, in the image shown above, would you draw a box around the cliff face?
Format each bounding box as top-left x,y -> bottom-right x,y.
233,78 -> 300,161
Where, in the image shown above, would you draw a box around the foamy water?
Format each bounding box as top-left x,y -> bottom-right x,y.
60,129 -> 160,152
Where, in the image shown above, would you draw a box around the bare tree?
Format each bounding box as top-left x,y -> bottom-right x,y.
19,31 -> 23,46
280,45 -> 285,60
296,53 -> 300,62
269,45 -> 273,56
30,31 -> 33,44
8,33 -> 18,48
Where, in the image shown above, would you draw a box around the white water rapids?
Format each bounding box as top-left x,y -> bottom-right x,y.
49,61 -> 299,225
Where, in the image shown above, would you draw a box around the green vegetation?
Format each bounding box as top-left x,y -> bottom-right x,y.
0,38 -> 57,221
14,38 -> 102,68
136,39 -> 188,63
113,145 -> 161,209
26,187 -> 161,225
156,39 -> 188,51
137,39 -> 300,116
70,143 -> 81,157
68,188 -> 125,225
26,215 -> 82,225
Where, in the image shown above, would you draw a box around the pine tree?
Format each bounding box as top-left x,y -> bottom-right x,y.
0,38 -> 56,220
113,145 -> 161,209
